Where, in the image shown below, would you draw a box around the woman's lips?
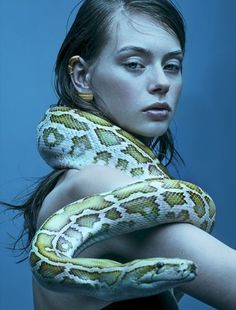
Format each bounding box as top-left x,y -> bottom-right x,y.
143,102 -> 171,121
143,109 -> 170,120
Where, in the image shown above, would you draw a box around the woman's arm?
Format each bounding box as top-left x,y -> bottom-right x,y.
140,223 -> 236,309
37,165 -> 236,309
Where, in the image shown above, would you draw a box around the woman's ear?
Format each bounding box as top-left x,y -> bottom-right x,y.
69,56 -> 92,94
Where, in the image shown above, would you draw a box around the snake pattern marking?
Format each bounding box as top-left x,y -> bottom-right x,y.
29,106 -> 216,301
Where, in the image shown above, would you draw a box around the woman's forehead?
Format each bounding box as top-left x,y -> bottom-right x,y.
104,13 -> 181,57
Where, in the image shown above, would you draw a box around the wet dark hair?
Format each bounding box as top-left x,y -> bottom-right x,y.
3,0 -> 185,261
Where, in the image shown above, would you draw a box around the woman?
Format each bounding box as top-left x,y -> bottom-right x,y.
8,0 -> 236,309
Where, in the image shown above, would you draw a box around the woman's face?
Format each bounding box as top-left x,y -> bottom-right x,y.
89,13 -> 183,138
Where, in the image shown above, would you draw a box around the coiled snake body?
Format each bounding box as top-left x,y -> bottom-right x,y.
30,106 -> 216,301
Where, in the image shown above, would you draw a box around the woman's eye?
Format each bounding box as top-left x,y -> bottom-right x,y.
164,63 -> 182,73
124,61 -> 144,70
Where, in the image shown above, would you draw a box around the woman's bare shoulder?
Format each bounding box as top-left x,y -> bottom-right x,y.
36,165 -> 134,229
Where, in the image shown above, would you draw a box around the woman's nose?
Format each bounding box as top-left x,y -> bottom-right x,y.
148,66 -> 170,95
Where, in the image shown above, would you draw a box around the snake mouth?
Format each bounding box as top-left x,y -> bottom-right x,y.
155,263 -> 198,283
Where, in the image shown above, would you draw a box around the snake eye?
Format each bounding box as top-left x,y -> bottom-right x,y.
155,262 -> 164,269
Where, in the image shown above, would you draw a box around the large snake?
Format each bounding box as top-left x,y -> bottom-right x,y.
29,106 -> 216,301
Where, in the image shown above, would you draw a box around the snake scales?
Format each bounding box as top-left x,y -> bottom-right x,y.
29,106 -> 216,301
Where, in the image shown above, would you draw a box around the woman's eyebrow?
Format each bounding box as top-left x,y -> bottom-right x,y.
116,46 -> 152,56
165,50 -> 184,59
116,45 -> 183,58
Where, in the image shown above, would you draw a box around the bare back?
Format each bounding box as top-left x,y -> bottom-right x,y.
32,167 -> 170,310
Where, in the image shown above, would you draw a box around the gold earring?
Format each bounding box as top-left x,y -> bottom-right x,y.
78,92 -> 94,102
68,55 -> 94,102
68,55 -> 81,75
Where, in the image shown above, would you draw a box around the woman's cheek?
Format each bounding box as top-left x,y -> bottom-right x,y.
175,78 -> 183,95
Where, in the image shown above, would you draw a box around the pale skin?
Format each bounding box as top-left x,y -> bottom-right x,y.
33,12 -> 236,310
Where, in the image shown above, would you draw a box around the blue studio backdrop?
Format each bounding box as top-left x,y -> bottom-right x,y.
1,1 -> 236,309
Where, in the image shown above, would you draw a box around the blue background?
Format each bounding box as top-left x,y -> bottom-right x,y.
1,1 -> 235,309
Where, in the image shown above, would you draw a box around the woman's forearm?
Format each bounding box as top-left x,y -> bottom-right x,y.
139,223 -> 236,309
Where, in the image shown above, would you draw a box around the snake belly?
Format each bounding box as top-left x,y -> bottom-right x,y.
29,106 -> 216,301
